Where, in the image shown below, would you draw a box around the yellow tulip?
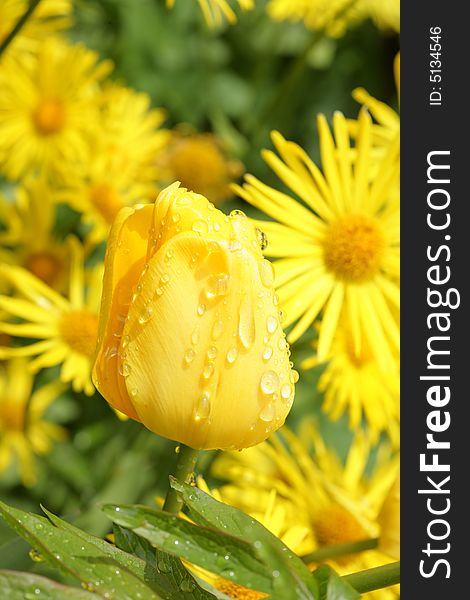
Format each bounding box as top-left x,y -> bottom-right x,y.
93,183 -> 296,450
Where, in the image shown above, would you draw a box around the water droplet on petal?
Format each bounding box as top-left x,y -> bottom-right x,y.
213,222 -> 221,232
191,327 -> 199,345
203,362 -> 215,379
192,220 -> 208,234
290,370 -> 300,384
278,337 -> 287,351
194,392 -> 211,421
138,307 -> 153,324
260,402 -> 275,422
206,273 -> 230,299
263,345 -> 273,361
212,319 -> 224,340
260,370 -> 280,395
197,303 -> 206,316
130,387 -> 138,397
172,213 -> 181,223
119,362 -> 131,377
266,315 -> 278,334
207,346 -> 217,360
281,383 -> 292,399
259,259 -> 275,287
184,349 -> 196,364
230,209 -> 246,218
226,346 -> 238,364
122,334 -> 130,348
160,273 -> 170,285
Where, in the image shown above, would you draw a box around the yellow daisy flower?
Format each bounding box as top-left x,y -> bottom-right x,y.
0,358 -> 66,486
350,53 -> 400,147
0,238 -> 102,396
166,0 -> 254,27
0,0 -> 72,54
361,0 -> 399,33
302,323 -> 400,447
234,110 -> 399,369
266,0 -> 362,37
155,131 -> 242,206
212,423 -> 400,599
0,177 -> 71,289
0,37 -> 112,181
58,84 -> 169,243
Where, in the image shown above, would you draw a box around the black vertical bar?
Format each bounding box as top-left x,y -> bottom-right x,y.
401,3 -> 467,597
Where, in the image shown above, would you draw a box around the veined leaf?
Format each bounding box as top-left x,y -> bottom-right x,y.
0,570 -> 101,600
170,478 -> 318,599
102,503 -> 273,595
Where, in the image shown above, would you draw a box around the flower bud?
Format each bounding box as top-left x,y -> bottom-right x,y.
93,183 -> 296,450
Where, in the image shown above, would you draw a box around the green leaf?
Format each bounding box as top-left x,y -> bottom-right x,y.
102,503 -> 272,595
313,565 -> 361,600
0,570 -> 101,599
0,501 -> 161,599
113,524 -> 218,599
170,478 -> 318,599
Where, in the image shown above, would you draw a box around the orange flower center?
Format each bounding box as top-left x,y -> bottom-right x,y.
0,400 -> 25,432
323,215 -> 384,282
215,578 -> 267,599
25,252 -> 63,287
89,183 -> 124,224
59,310 -> 99,358
313,504 -> 369,549
32,99 -> 66,136
167,137 -> 231,201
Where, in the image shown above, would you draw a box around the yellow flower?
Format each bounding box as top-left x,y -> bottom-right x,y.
377,472 -> 400,560
0,37 -> 112,181
234,111 -> 399,369
93,183 -> 297,450
266,0 -> 399,35
156,131 -> 242,206
266,0 -> 363,37
0,358 -> 66,486
349,53 -> 400,148
302,323 -> 400,447
0,238 -> 102,395
0,0 -> 72,54
166,0 -> 254,27
0,177 -> 71,289
212,423 -> 400,599
58,84 -> 169,243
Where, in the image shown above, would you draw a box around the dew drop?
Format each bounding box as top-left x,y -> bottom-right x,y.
260,370 -> 280,395
203,362 -> 215,379
179,580 -> 195,592
278,337 -> 287,351
207,345 -> 218,360
206,273 -> 230,299
281,383 -> 292,399
192,220 -> 208,234
290,370 -> 300,384
191,327 -> 199,345
259,402 -> 274,423
175,445 -> 181,454
197,303 -> 206,316
226,346 -> 238,364
266,315 -> 278,334
263,345 -> 273,361
172,213 -> 181,223
273,293 -> 279,306
184,348 -> 196,364
119,362 -> 131,377
160,273 -> 170,285
213,222 -> 221,232
194,392 -> 211,421
212,319 -> 224,340
121,334 -> 130,349
259,259 -> 275,287
230,209 -> 246,218
29,549 -> 45,563
156,287 -> 163,296
138,307 -> 153,324
166,249 -> 174,260
130,387 -> 138,397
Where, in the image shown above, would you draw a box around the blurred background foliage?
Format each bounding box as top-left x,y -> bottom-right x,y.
0,0 -> 398,578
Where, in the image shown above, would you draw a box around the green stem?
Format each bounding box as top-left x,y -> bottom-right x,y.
343,561 -> 400,594
0,0 -> 42,59
301,538 -> 379,564
162,444 -> 200,514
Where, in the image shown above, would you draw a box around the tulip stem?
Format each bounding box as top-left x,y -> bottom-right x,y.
163,444 -> 200,514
